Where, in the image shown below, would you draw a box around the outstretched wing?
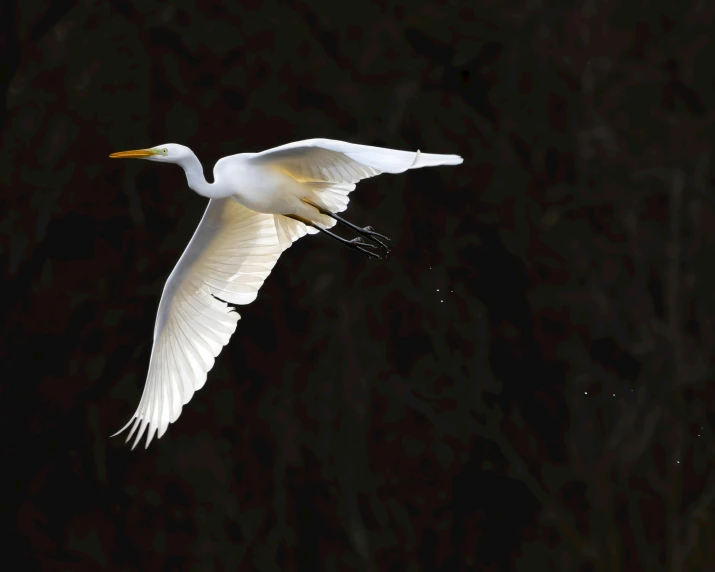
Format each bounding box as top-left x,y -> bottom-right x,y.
248,138 -> 463,214
113,198 -> 294,449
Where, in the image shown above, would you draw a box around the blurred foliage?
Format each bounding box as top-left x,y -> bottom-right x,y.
3,0 -> 715,570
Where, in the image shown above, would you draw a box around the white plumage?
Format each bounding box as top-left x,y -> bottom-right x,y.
109,138 -> 462,448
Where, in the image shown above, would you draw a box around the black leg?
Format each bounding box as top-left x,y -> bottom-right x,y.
283,215 -> 383,259
302,200 -> 391,251
314,227 -> 383,259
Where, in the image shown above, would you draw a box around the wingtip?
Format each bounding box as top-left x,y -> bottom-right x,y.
109,417 -> 135,439
114,416 -> 145,450
144,424 -> 157,449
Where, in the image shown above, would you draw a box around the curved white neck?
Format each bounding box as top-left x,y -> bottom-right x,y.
178,151 -> 231,199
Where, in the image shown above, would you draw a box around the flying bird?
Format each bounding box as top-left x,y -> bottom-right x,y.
109,138 -> 462,448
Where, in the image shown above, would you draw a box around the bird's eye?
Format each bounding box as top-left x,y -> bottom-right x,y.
163,148 -> 168,154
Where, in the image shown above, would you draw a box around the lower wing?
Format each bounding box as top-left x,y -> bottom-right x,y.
113,198 -> 306,449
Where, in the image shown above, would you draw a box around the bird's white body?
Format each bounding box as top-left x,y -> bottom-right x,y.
217,156 -> 310,214
109,138 -> 462,448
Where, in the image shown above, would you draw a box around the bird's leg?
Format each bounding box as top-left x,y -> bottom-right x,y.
283,215 -> 383,259
301,198 -> 391,251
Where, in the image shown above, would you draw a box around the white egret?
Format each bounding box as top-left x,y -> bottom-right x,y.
109,138 -> 462,448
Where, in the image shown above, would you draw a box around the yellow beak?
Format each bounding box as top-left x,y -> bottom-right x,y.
109,148 -> 156,159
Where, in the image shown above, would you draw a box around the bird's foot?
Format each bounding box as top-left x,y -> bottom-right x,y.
348,237 -> 383,260
361,226 -> 391,251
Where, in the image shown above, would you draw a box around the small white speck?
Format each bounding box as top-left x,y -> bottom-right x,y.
677,461 -> 680,464
437,289 -> 440,292
440,300 -> 443,303
584,392 -> 587,395
613,393 -> 615,396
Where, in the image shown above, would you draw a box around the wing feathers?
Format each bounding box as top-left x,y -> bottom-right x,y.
250,138 -> 461,177
249,138 -> 461,215
113,199 -> 284,448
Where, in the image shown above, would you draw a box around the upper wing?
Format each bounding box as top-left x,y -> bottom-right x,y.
114,198 -> 294,449
249,138 -> 463,183
248,138 -> 463,214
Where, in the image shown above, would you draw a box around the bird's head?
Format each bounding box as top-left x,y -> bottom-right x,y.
109,143 -> 191,163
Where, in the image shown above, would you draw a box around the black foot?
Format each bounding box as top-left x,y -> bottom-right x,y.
348,237 -> 383,259
361,226 -> 391,251
307,201 -> 392,253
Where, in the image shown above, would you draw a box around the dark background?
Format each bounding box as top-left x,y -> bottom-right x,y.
2,0 -> 715,570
